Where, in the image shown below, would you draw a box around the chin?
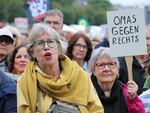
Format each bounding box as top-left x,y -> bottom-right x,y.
102,79 -> 114,83
44,62 -> 53,66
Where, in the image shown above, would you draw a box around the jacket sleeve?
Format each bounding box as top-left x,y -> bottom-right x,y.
2,94 -> 17,113
123,84 -> 145,113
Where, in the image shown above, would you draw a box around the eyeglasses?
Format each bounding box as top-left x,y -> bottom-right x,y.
34,40 -> 57,49
0,38 -> 13,45
74,43 -> 88,51
45,21 -> 61,25
95,62 -> 116,70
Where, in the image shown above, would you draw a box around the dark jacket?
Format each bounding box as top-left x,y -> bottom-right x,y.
118,57 -> 146,95
91,75 -> 145,113
95,38 -> 109,49
0,70 -> 17,113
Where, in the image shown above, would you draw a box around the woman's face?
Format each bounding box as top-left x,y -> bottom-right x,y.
91,38 -> 100,48
14,47 -> 29,74
32,32 -> 59,68
93,57 -> 118,84
72,37 -> 88,61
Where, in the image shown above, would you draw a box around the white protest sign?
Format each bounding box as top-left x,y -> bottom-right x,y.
107,9 -> 147,57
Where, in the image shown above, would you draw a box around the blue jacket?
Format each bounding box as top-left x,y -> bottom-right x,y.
95,38 -> 109,49
0,70 -> 17,113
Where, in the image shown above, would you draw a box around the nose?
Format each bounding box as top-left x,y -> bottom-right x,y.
20,56 -> 26,61
44,42 -> 50,49
48,22 -> 55,28
79,47 -> 84,51
103,65 -> 110,70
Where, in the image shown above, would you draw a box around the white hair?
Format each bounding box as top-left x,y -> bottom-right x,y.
88,47 -> 119,73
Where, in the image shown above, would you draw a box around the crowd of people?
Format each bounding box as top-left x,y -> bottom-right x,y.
0,8 -> 150,113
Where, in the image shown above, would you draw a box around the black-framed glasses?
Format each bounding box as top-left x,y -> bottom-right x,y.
95,62 -> 116,70
34,40 -> 57,49
0,37 -> 13,45
74,43 -> 88,51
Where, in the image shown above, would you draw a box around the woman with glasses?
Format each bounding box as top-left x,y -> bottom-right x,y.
17,24 -> 104,113
66,32 -> 93,71
88,47 -> 145,113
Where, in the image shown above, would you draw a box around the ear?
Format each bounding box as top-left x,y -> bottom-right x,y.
28,47 -> 36,60
32,54 -> 35,59
116,69 -> 119,78
117,74 -> 119,78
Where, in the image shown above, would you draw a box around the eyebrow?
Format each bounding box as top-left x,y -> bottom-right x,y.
75,43 -> 87,45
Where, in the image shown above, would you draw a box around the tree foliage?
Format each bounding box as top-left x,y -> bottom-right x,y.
52,0 -> 113,25
0,0 -> 113,25
0,0 -> 25,22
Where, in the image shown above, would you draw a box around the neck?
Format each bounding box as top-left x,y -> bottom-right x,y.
16,70 -> 24,75
135,55 -> 149,67
73,58 -> 84,66
98,82 -> 114,97
38,62 -> 60,78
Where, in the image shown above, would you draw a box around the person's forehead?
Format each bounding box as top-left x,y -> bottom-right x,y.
96,56 -> 115,62
34,32 -> 53,41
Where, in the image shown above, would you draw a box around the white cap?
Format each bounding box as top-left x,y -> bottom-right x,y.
0,28 -> 14,41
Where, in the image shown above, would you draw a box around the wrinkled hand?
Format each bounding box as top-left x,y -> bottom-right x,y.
127,80 -> 138,99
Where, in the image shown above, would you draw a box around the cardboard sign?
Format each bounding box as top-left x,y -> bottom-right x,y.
107,9 -> 147,57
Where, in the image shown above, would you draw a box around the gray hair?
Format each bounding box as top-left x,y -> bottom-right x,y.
27,23 -> 64,61
88,47 -> 120,73
45,9 -> 63,24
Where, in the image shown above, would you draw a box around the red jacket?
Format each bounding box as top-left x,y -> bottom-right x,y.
123,84 -> 145,113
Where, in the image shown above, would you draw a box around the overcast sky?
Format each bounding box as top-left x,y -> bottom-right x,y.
109,0 -> 150,7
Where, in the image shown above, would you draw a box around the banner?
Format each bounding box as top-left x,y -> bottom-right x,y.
24,0 -> 51,28
29,0 -> 49,19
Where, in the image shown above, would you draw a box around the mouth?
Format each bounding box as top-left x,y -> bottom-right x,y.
44,52 -> 52,56
102,73 -> 112,77
19,64 -> 26,67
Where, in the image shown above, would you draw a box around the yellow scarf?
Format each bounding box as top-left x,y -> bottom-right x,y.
19,56 -> 89,113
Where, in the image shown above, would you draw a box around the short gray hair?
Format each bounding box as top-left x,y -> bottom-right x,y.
27,23 -> 64,61
45,9 -> 63,24
88,47 -> 119,73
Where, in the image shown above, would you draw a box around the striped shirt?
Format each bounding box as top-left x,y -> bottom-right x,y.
139,89 -> 150,113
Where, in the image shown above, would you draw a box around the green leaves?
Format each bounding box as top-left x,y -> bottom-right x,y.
0,0 -> 113,25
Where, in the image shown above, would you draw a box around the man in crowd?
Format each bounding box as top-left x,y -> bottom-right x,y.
44,9 -> 63,33
44,9 -> 68,53
0,28 -> 14,71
